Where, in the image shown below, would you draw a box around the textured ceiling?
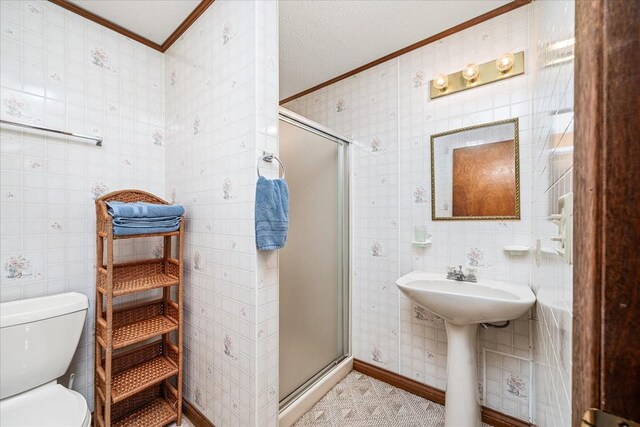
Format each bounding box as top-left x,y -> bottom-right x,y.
279,0 -> 511,100
68,0 -> 200,44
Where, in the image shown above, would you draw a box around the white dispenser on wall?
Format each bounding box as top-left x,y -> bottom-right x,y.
549,192 -> 573,264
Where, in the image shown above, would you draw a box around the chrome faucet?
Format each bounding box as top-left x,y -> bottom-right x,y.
447,265 -> 477,283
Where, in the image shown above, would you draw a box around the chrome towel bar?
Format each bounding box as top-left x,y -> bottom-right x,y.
0,119 -> 103,146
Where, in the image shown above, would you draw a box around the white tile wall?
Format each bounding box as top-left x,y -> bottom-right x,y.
530,0 -> 574,425
0,1 -> 572,425
254,2 -> 280,426
285,5 -> 537,421
0,0 -> 165,407
164,1 -> 278,426
1,1 -> 278,426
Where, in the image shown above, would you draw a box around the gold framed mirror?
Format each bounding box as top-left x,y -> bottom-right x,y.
430,118 -> 520,220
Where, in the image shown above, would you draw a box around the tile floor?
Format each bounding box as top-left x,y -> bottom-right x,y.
169,416 -> 194,427
292,371 -> 492,427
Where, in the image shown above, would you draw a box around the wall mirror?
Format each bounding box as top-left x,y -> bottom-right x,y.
431,118 -> 520,220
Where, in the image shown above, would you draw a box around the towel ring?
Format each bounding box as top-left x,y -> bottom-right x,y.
257,152 -> 285,179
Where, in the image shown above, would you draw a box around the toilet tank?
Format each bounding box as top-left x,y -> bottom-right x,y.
0,292 -> 89,400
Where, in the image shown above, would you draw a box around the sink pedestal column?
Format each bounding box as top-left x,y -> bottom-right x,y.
444,321 -> 481,427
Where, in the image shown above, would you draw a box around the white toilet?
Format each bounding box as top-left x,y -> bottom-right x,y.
0,292 -> 91,427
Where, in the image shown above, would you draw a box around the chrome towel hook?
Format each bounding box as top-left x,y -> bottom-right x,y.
257,151 -> 285,179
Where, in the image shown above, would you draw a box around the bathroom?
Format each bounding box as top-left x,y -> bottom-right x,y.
0,0 -> 638,427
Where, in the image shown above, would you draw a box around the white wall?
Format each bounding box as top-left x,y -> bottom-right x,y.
0,0 -> 165,405
164,1 -> 279,426
0,1 -> 573,425
285,5 -> 536,421
530,0 -> 574,425
0,2 -> 279,426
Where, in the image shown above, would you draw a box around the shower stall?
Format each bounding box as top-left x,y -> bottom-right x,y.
277,108 -> 351,418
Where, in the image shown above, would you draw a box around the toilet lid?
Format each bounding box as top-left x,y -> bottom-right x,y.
0,383 -> 90,427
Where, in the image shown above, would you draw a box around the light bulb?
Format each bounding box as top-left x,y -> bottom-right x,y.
433,73 -> 448,90
496,52 -> 515,72
462,63 -> 479,82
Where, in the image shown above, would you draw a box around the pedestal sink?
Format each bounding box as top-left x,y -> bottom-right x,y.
396,271 -> 536,427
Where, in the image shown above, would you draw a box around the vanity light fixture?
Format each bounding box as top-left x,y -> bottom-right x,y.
429,51 -> 525,100
496,52 -> 515,72
433,73 -> 449,91
462,63 -> 480,82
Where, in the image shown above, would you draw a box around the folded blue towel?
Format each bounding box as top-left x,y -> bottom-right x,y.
106,201 -> 185,219
112,216 -> 181,226
105,201 -> 184,236
255,177 -> 289,251
112,216 -> 181,236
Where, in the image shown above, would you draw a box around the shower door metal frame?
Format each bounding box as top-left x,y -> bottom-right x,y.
278,107 -> 352,411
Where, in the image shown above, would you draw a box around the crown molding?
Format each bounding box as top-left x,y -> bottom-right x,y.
280,0 -> 532,105
47,0 -> 215,53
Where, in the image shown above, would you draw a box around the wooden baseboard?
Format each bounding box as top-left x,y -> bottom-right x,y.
181,361 -> 529,427
353,359 -> 446,405
353,359 -> 531,427
481,409 -> 532,427
183,398 -> 215,427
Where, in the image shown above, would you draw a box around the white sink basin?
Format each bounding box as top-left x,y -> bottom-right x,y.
396,271 -> 536,427
396,270 -> 535,325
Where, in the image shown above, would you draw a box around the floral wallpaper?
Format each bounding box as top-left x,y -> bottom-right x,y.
370,137 -> 383,153
164,1 -> 278,426
285,4 -> 534,421
0,0 -> 573,426
2,1 -> 278,426
89,47 -> 111,69
530,0 -> 575,425
413,186 -> 428,204
3,96 -> 35,120
3,254 -> 41,280
0,0 -> 165,410
506,374 -> 528,399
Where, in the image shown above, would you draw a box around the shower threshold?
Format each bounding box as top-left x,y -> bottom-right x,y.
279,355 -> 353,427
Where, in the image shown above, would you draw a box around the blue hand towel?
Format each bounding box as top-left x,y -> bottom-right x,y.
255,177 -> 289,251
106,201 -> 185,219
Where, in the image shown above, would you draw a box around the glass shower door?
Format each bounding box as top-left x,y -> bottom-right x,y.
278,116 -> 348,406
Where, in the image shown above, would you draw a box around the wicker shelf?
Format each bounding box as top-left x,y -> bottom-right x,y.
97,300 -> 179,350
96,341 -> 180,405
96,260 -> 179,297
113,316 -> 177,349
110,355 -> 178,403
113,397 -> 177,427
108,384 -> 179,427
94,190 -> 184,427
97,230 -> 181,240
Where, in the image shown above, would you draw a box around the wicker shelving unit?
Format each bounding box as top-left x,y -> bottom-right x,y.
94,190 -> 184,427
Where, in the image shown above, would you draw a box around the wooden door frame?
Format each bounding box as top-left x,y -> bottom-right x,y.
573,0 -> 640,425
